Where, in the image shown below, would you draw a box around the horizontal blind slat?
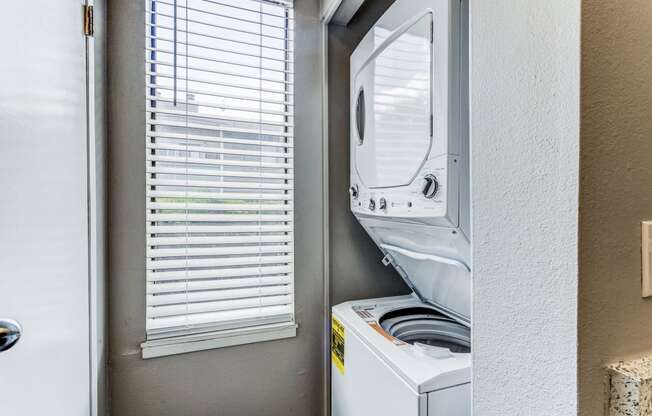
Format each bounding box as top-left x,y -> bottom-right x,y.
148,95 -> 294,117
145,142 -> 293,159
146,59 -> 293,85
146,131 -> 294,149
148,295 -> 292,319
148,2 -> 294,31
147,224 -> 293,234
146,179 -> 292,191
146,11 -> 293,41
145,23 -> 293,53
149,235 -> 292,246
148,244 -> 293,258
146,71 -> 292,95
147,105 -> 294,127
148,285 -> 292,307
146,305 -> 293,331
146,167 -> 293,181
147,275 -> 291,294
145,37 -> 294,64
146,83 -> 294,106
146,213 -> 292,222
146,190 -> 293,202
151,0 -> 295,23
146,118 -> 293,138
147,254 -> 294,270
147,265 -> 293,282
148,202 -> 293,211
194,0 -> 295,17
147,155 -> 292,170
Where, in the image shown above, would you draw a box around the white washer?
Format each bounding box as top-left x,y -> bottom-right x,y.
331,296 -> 470,416
332,0 -> 470,414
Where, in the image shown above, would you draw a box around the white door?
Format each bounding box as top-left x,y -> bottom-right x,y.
0,1 -> 92,414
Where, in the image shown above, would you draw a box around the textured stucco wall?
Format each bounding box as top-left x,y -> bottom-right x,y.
107,1 -> 326,415
470,1 -> 581,415
579,2 -> 652,415
327,0 -> 409,307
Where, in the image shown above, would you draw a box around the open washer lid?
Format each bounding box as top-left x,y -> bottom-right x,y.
359,217 -> 471,325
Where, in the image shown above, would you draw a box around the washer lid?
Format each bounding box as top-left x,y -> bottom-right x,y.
358,213 -> 471,326
382,244 -> 471,325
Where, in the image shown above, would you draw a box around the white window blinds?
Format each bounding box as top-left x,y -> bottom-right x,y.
145,0 -> 295,340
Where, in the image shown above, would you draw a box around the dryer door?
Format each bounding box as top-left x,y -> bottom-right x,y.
353,12 -> 433,189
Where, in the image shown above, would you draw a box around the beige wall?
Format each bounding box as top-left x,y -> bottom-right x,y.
579,1 -> 652,415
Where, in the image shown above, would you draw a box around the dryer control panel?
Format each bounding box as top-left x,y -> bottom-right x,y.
350,154 -> 460,228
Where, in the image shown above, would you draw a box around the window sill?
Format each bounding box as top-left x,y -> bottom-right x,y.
140,322 -> 298,359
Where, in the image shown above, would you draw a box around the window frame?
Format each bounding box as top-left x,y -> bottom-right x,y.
141,0 -> 297,359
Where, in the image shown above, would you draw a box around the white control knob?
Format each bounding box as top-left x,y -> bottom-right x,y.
421,174 -> 439,199
379,197 -> 387,211
368,199 -> 376,211
349,184 -> 359,200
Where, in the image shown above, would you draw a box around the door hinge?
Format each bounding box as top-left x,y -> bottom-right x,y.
83,5 -> 94,37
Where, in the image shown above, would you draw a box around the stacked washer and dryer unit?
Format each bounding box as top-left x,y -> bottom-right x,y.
331,0 -> 470,415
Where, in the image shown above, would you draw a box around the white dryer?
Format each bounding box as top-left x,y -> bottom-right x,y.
332,0 -> 469,414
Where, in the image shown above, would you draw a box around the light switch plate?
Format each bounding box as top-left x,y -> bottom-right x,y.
642,221 -> 652,298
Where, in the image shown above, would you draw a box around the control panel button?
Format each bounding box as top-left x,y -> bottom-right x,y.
368,198 -> 376,211
421,174 -> 439,199
379,198 -> 387,211
349,184 -> 359,200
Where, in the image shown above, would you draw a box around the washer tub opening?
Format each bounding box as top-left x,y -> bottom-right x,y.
379,307 -> 471,353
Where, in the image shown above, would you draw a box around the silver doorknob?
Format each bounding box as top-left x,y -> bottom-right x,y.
0,319 -> 22,352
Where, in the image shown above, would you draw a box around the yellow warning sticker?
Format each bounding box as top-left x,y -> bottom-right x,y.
331,315 -> 345,375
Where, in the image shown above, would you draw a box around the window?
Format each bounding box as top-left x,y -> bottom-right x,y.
143,0 -> 295,357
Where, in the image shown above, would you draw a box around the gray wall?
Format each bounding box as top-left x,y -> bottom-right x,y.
579,1 -> 652,415
327,0 -> 409,307
470,1 -> 580,415
320,0 -> 336,17
107,1 -> 325,415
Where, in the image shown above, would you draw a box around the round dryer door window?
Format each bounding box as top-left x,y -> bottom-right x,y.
380,307 -> 470,353
353,13 -> 433,189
